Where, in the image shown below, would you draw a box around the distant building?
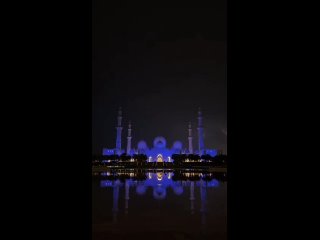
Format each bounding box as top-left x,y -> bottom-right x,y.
102,107 -> 217,161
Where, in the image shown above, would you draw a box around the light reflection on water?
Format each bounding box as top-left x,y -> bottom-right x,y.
92,170 -> 227,240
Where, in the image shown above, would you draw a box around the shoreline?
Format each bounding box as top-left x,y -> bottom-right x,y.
92,166 -> 227,173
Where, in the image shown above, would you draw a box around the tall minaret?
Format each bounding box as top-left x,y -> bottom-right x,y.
124,179 -> 130,214
126,121 -> 132,155
190,181 -> 195,214
197,108 -> 205,155
112,180 -> 120,223
188,122 -> 193,154
200,179 -> 207,226
115,107 -> 122,155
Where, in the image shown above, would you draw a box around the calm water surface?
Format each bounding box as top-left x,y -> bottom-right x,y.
92,169 -> 227,240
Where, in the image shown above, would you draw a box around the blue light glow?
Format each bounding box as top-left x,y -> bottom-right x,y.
153,186 -> 166,200
99,171 -> 223,200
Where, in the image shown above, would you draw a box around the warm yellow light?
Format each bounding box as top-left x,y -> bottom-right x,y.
157,154 -> 163,163
157,172 -> 163,181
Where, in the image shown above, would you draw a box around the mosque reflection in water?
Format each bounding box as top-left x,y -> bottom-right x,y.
94,170 -> 227,229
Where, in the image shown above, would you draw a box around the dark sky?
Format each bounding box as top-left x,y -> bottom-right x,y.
92,3 -> 227,155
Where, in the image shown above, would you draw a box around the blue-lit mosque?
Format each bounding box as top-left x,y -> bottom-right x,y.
102,108 -> 217,161
99,171 -> 219,223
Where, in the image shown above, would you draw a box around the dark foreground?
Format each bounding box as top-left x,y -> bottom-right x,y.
92,169 -> 227,240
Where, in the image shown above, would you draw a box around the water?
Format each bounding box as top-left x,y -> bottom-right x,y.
92,169 -> 227,240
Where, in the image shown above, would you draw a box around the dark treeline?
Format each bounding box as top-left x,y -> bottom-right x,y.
171,170 -> 227,182
92,170 -> 227,182
94,173 -> 148,181
92,153 -> 227,168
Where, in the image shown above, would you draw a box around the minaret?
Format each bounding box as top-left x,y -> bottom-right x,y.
124,179 -> 130,214
200,179 -> 207,226
188,122 -> 193,154
115,107 -> 122,155
190,181 -> 195,214
112,180 -> 120,223
197,108 -> 205,155
126,121 -> 132,155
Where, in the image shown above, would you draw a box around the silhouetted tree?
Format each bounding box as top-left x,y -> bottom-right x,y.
172,154 -> 188,166
201,154 -> 212,163
132,154 -> 147,166
111,154 -> 119,161
192,154 -> 201,162
213,154 -> 227,166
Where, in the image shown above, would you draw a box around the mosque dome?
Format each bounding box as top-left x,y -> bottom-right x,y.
173,186 -> 184,195
153,187 -> 166,200
153,136 -> 166,148
137,140 -> 148,150
172,141 -> 183,150
208,179 -> 220,187
136,185 -> 147,195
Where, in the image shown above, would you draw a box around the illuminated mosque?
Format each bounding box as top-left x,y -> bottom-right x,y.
99,171 -> 220,224
102,108 -> 217,161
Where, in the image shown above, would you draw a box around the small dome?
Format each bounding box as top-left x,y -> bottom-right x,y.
208,179 -> 220,187
137,140 -> 148,150
173,186 -> 183,195
153,136 -> 166,148
136,185 -> 146,195
172,141 -> 183,150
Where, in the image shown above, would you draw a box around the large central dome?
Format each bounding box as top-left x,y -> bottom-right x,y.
153,136 -> 166,148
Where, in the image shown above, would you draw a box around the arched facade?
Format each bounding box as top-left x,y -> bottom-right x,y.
137,136 -> 181,162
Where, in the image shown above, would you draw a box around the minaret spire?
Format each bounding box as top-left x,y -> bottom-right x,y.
200,179 -> 207,226
124,179 -> 130,214
126,121 -> 132,155
190,181 -> 195,214
112,180 -> 120,223
188,122 -> 193,154
197,107 -> 205,155
115,107 -> 123,155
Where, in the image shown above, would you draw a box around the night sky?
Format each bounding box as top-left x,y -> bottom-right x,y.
92,2 -> 227,155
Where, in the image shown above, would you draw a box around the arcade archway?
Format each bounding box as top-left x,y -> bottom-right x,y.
156,154 -> 164,163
